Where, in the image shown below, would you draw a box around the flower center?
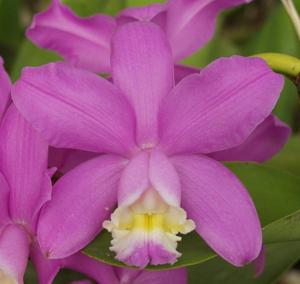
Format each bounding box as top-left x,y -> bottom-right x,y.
103,188 -> 195,267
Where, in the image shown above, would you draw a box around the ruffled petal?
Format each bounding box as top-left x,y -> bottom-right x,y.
37,155 -> 125,259
166,0 -> 252,61
27,0 -> 116,73
112,22 -> 174,146
0,57 -> 11,121
210,115 -> 291,162
172,154 -> 262,266
0,105 -> 48,230
0,225 -> 29,284
159,56 -> 284,155
12,62 -> 137,156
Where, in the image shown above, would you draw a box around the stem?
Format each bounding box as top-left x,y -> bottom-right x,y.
281,0 -> 300,41
253,53 -> 300,78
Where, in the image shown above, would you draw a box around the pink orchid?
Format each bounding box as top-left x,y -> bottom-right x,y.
13,22 -> 284,268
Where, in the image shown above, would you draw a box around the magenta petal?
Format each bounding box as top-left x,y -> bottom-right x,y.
149,149 -> 181,207
133,268 -> 187,284
172,154 -> 262,266
0,105 -> 48,229
31,242 -> 62,284
112,21 -> 174,146
12,62 -> 137,156
210,115 -> 291,163
174,64 -> 200,84
253,246 -> 265,277
37,155 -> 125,259
159,56 -> 284,155
0,171 -> 10,227
166,0 -> 251,61
63,253 -> 119,284
27,0 -> 116,73
48,148 -> 98,174
0,225 -> 29,284
0,57 -> 11,121
118,151 -> 149,206
117,3 -> 167,26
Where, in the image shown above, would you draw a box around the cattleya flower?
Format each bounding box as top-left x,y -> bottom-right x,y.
13,22 -> 287,268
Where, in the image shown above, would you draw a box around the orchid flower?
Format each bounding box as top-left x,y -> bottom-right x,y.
13,22 -> 284,268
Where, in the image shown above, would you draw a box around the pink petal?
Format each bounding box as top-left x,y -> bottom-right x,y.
174,64 -> 200,84
166,0 -> 252,61
0,57 -> 11,121
12,62 -> 137,156
31,245 -> 119,284
63,253 -> 119,284
159,56 -> 284,155
0,105 -> 49,230
210,115 -> 291,163
149,149 -> 181,207
0,225 -> 29,284
37,155 -> 126,259
0,171 -> 10,227
31,242 -> 62,284
133,268 -> 187,284
27,0 -> 116,73
48,148 -> 98,174
172,154 -> 262,266
112,22 -> 174,147
253,245 -> 265,277
118,151 -> 150,206
117,3 -> 167,27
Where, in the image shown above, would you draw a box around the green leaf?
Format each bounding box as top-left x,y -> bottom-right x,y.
0,0 -> 22,68
265,135 -> 300,177
126,0 -> 164,6
10,40 -> 61,81
84,163 -> 300,270
243,4 -> 300,128
0,0 -> 22,47
273,78 -> 298,126
62,0 -> 126,16
188,241 -> 300,284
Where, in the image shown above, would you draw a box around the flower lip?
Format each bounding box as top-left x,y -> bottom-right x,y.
103,188 -> 195,268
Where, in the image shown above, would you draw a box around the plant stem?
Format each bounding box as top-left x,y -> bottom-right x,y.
281,0 -> 300,41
